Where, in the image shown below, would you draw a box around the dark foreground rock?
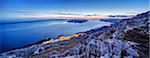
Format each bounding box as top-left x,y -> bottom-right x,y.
0,11 -> 149,58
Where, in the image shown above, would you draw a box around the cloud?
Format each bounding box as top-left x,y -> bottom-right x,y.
11,10 -> 40,15
54,13 -> 82,15
8,10 -> 134,19
85,14 -> 100,16
47,12 -> 104,18
108,15 -> 129,17
106,15 -> 134,19
22,13 -> 39,15
13,10 -> 37,13
46,12 -> 84,16
125,12 -> 138,15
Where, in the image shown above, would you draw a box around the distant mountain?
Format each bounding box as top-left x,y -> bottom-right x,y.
0,11 -> 149,58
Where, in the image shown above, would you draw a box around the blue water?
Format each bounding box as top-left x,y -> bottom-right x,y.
0,19 -> 112,52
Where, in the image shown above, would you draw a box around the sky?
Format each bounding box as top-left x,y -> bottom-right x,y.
0,0 -> 149,19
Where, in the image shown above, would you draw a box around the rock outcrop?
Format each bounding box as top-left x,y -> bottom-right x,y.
0,11 -> 149,58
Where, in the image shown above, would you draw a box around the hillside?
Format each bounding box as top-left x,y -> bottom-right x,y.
0,11 -> 149,58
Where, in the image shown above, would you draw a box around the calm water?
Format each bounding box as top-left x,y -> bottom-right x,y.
0,19 -> 112,52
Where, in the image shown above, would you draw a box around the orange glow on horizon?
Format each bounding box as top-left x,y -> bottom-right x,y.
14,14 -> 108,19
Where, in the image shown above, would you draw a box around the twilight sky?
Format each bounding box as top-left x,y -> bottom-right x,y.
1,0 -> 149,19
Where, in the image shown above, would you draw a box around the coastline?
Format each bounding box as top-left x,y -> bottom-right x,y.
1,19 -> 112,53
0,25 -> 105,53
0,11 -> 149,58
0,19 -> 112,53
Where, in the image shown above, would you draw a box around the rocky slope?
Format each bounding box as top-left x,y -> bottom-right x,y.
0,11 -> 149,58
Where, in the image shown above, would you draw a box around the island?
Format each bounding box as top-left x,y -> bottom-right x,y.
99,19 -> 123,23
67,19 -> 88,23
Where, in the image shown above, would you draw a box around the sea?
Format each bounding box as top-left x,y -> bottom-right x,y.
0,18 -> 112,52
